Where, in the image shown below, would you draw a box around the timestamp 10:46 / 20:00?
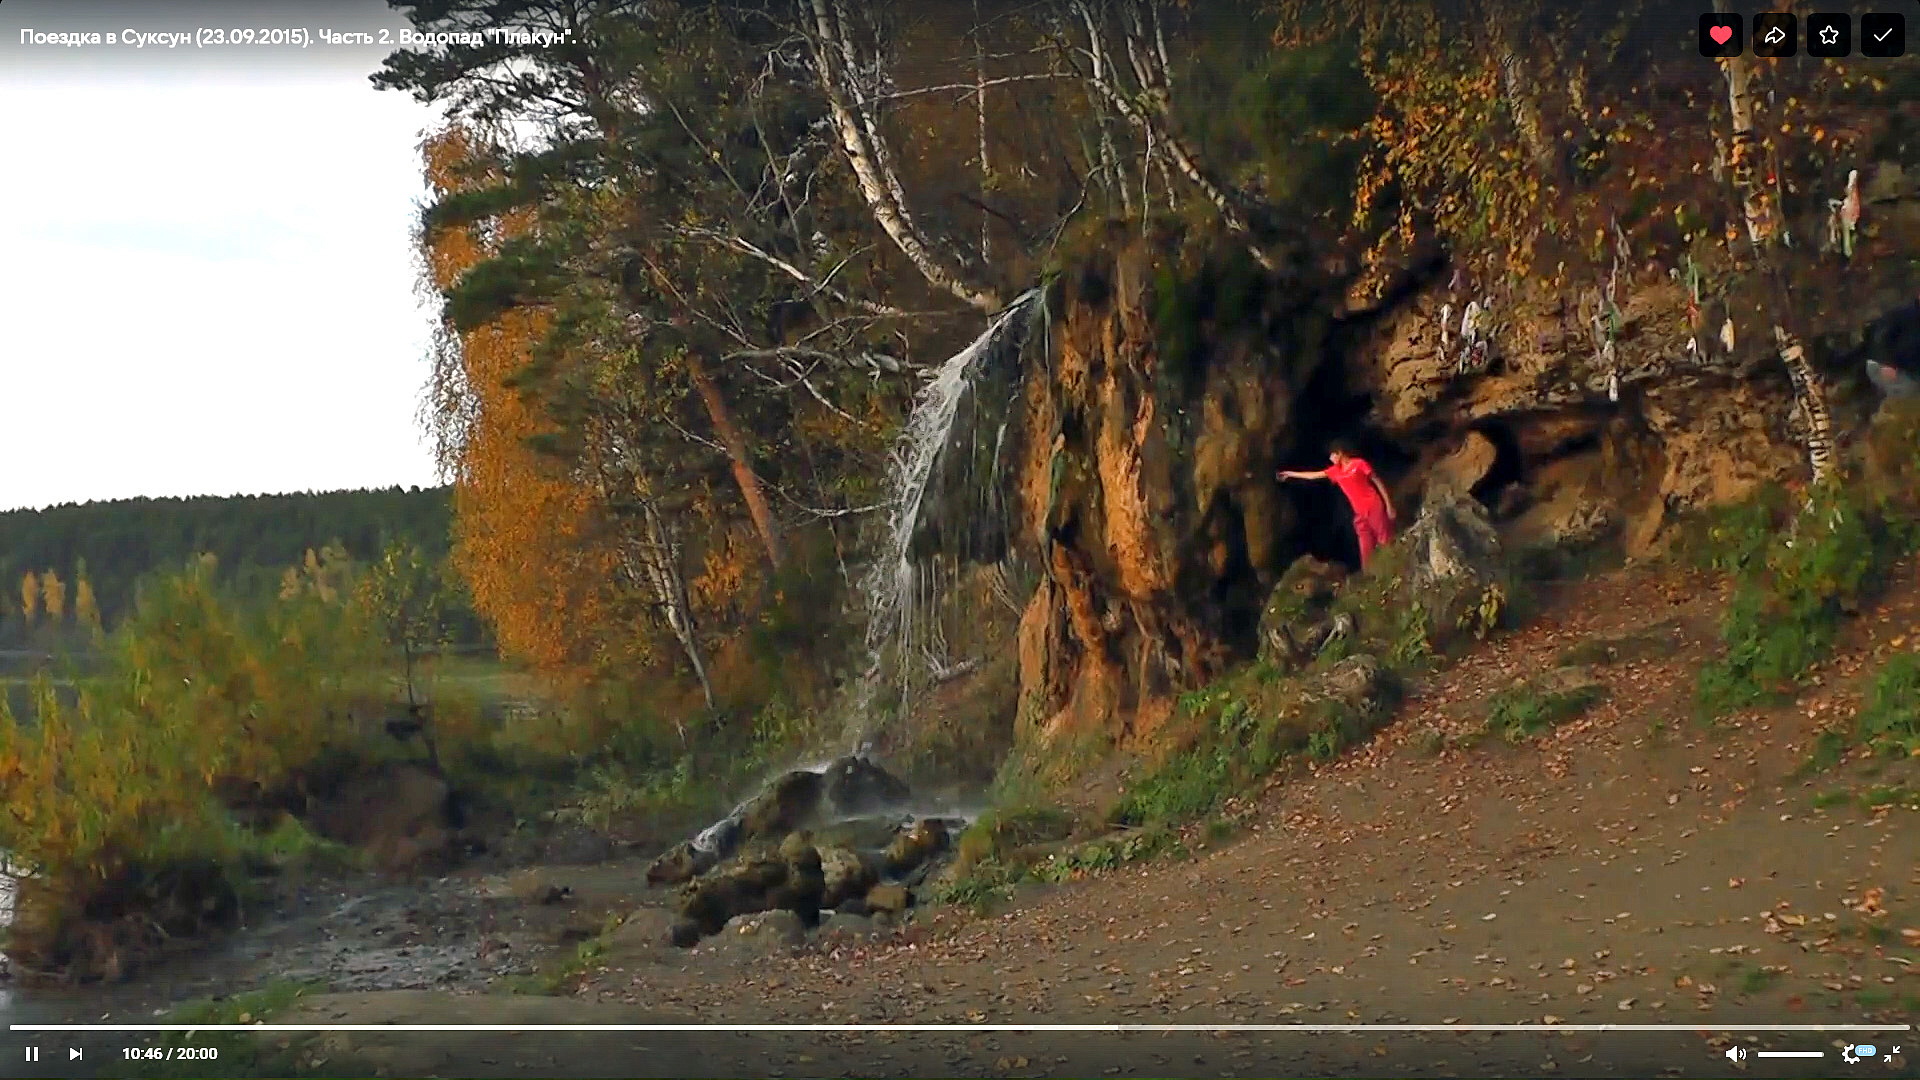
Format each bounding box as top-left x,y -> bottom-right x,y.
120,1045 -> 221,1062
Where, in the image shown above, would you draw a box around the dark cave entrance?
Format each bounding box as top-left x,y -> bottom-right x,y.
1271,355 -> 1408,574
1210,348 -> 1401,660
1466,418 -> 1527,506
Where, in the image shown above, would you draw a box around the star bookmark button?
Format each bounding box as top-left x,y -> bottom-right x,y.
1808,13 -> 1850,57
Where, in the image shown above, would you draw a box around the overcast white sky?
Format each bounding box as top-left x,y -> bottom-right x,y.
0,2 -> 446,511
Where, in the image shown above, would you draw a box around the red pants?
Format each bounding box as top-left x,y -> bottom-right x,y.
1353,506 -> 1393,567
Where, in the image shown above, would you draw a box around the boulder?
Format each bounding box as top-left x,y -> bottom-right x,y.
1529,664 -> 1608,701
816,911 -> 877,940
1256,557 -> 1348,669
732,909 -> 808,944
738,769 -> 826,842
865,883 -> 912,915
1399,487 -> 1508,642
645,841 -> 717,887
1511,493 -> 1616,550
820,755 -> 911,816
813,815 -> 912,851
604,908 -> 679,955
771,843 -> 826,925
708,910 -> 807,956
1303,654 -> 1398,721
818,846 -> 880,910
1260,610 -> 1354,672
882,819 -> 950,877
1427,430 -> 1498,499
1863,397 -> 1920,512
675,856 -> 789,938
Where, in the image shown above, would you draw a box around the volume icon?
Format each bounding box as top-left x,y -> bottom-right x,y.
1725,1045 -> 1748,1063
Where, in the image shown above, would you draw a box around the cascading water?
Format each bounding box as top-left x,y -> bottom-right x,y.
656,294 -> 1046,898
850,287 -> 1044,743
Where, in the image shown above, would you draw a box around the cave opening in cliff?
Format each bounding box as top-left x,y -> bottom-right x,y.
1468,419 -> 1527,505
1272,357 -> 1408,574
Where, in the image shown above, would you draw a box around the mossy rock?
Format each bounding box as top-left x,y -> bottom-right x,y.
737,769 -> 825,843
820,755 -> 912,816
645,840 -> 717,887
818,846 -> 881,909
883,818 -> 950,877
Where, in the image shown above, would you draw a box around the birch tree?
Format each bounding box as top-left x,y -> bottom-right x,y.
1715,0 -> 1836,485
800,0 -> 1004,310
1053,0 -> 1278,270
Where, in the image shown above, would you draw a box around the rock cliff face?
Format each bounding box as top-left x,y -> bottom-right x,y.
1004,199 -> 1918,747
1011,228 -> 1346,744
1357,274 -> 1807,557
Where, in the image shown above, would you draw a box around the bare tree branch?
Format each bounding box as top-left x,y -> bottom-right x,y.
802,0 -> 1003,311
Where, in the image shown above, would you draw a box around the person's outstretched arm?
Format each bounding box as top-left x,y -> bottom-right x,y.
1279,469 -> 1328,480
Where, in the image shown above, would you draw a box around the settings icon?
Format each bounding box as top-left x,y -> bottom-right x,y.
1840,1042 -> 1880,1065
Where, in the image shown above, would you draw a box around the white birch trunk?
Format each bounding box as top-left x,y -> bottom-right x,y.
632,500 -> 714,713
1716,0 -> 1833,484
808,0 -> 999,312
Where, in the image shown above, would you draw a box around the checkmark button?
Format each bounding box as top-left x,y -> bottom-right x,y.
1861,12 -> 1904,56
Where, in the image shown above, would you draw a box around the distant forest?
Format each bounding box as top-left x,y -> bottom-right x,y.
0,486 -> 484,649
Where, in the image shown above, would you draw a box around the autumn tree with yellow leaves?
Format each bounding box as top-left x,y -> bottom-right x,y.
40,568 -> 66,623
19,570 -> 39,625
73,569 -> 100,632
419,127 -> 627,682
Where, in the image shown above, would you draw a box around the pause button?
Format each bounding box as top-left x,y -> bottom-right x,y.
25,1045 -> 40,1062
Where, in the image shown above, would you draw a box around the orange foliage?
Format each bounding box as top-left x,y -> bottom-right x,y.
420,127 -> 624,677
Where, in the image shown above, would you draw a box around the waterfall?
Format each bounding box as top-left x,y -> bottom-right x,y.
852,287 -> 1043,737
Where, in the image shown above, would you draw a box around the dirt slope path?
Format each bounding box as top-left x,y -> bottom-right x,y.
292,564 -> 1920,1077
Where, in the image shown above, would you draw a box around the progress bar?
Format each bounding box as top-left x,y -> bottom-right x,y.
13,1023 -> 1914,1033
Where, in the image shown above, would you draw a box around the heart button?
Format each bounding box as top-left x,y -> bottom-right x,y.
1709,23 -> 1733,45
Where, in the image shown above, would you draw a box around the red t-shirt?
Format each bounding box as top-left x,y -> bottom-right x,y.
1327,458 -> 1386,518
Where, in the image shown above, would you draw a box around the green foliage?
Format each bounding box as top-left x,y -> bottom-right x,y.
953,804 -> 1076,870
0,551 -> 467,976
166,980 -> 321,1027
1485,681 -> 1607,743
1555,621 -> 1685,668
240,815 -> 362,875
1856,652 -> 1920,759
359,540 -> 459,709
1695,485 -> 1910,720
508,912 -> 624,996
1110,662 -> 1400,828
133,981 -> 368,1079
1108,740 -> 1238,826
931,859 -> 1020,915
557,757 -> 715,835
1182,36 -> 1372,214
1028,824 -> 1186,884
939,819 -> 1186,914
0,486 -> 480,648
1675,484 -> 1793,574
1807,651 -> 1920,775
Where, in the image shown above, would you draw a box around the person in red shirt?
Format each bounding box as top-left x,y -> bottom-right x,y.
1279,441 -> 1398,568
